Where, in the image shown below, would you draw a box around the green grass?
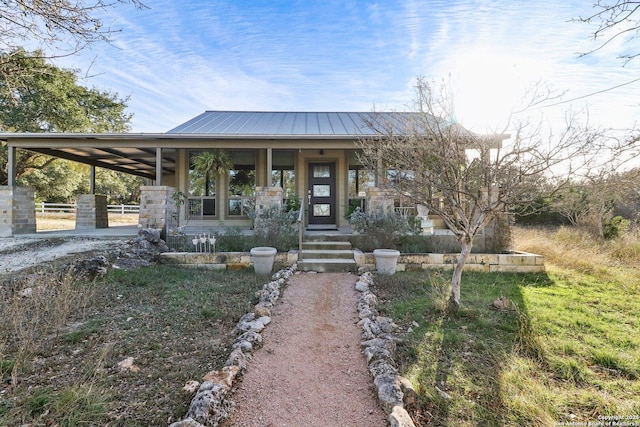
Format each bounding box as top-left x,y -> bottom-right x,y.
372,228 -> 640,426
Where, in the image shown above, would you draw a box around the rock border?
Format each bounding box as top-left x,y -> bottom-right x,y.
168,263 -> 298,427
356,271 -> 417,427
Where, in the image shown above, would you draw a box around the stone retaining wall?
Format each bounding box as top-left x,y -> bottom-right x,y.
159,252 -> 297,270
160,250 -> 545,273
354,251 -> 545,273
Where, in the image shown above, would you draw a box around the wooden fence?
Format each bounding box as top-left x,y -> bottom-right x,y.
35,202 -> 139,215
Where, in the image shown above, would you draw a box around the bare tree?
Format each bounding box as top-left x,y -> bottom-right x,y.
0,0 -> 146,93
574,0 -> 640,63
357,77 -> 605,309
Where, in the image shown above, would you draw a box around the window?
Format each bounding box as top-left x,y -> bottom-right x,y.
348,150 -> 375,213
271,150 -> 297,209
228,151 -> 256,217
187,151 -> 217,219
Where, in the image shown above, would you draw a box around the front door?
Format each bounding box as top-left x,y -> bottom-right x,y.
308,162 -> 336,226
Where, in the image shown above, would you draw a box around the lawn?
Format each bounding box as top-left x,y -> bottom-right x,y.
0,265 -> 266,426
371,226 -> 640,426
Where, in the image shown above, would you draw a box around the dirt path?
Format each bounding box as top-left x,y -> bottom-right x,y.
222,272 -> 387,427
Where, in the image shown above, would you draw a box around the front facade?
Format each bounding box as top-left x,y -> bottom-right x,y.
160,112 -> 392,232
1,111 -> 417,236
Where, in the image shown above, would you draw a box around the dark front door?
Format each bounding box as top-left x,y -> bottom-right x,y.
308,162 -> 336,225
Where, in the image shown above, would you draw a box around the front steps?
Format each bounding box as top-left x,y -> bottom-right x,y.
298,234 -> 357,273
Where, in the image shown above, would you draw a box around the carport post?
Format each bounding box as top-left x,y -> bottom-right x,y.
7,146 -> 16,187
89,165 -> 96,194
156,147 -> 162,185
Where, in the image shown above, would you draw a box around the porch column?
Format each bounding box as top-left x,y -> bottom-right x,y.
0,186 -> 36,237
156,147 -> 163,185
266,148 -> 273,187
139,185 -> 175,234
7,146 -> 16,187
75,194 -> 109,229
89,165 -> 96,194
365,187 -> 395,214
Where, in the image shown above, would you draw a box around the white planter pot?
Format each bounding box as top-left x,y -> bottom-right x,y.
250,246 -> 277,275
373,249 -> 401,275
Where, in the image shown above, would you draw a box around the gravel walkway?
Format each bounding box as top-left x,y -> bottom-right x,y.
222,272 -> 387,427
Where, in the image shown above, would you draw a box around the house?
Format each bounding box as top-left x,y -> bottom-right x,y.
0,111 -> 502,243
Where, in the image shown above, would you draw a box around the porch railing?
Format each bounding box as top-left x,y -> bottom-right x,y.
297,198 -> 304,262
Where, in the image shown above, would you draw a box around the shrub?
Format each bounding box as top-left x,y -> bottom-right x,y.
603,215 -> 630,240
215,227 -> 253,252
252,205 -> 299,251
349,207 -> 410,250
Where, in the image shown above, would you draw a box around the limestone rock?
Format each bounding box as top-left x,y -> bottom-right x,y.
225,348 -> 251,372
231,340 -> 252,352
168,417 -> 206,427
369,359 -> 398,377
355,280 -> 369,292
186,381 -> 233,426
376,317 -> 398,334
389,405 -> 416,427
490,296 -> 513,311
397,376 -> 417,408
202,365 -> 240,389
117,356 -> 140,373
254,303 -> 271,317
364,346 -> 393,364
374,374 -> 405,413
183,381 -> 201,394
236,330 -> 263,348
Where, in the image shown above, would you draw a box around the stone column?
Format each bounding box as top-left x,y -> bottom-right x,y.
0,186 -> 36,237
255,186 -> 283,215
365,187 -> 395,214
75,194 -> 109,229
139,185 -> 175,232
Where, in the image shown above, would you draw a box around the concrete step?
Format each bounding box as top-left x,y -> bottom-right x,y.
303,234 -> 352,242
298,258 -> 357,273
302,241 -> 352,251
301,249 -> 354,260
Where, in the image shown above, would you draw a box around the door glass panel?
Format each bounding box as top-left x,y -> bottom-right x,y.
313,184 -> 330,197
313,165 -> 330,178
313,204 -> 331,216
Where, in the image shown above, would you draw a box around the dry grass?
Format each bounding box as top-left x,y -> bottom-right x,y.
0,262 -> 266,426
36,213 -> 139,231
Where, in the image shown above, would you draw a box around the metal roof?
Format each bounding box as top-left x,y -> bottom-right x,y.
167,111 -> 384,136
2,111 -> 500,181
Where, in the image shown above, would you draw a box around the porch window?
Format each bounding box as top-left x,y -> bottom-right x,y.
271,150 -> 296,209
187,151 -> 217,219
348,151 -> 374,213
228,150 -> 256,217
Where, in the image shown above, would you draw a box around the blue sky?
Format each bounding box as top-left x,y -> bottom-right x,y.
57,0 -> 640,133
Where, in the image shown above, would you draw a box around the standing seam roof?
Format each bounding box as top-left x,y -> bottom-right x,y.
167,111 -> 380,136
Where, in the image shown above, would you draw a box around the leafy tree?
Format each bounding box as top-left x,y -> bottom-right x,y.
357,77 -> 605,309
0,49 -> 134,202
0,0 -> 146,94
